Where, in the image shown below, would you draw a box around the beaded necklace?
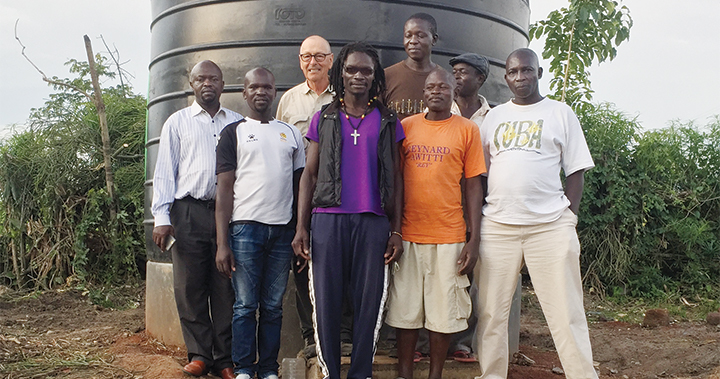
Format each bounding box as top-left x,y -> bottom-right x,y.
340,96 -> 377,145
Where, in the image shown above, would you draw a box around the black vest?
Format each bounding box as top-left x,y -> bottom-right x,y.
312,100 -> 398,215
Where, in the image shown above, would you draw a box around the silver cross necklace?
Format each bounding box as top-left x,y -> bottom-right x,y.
341,97 -> 375,145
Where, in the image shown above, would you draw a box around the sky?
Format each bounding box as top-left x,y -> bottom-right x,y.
2,0 -> 719,134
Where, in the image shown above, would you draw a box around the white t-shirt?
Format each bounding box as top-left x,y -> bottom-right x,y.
216,117 -> 305,225
480,98 -> 594,225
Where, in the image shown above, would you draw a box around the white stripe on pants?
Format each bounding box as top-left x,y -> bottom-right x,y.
476,209 -> 598,379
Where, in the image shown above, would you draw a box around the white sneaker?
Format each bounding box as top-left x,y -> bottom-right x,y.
235,374 -> 251,379
263,375 -> 279,379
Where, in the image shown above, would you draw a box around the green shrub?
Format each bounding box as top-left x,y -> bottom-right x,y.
0,57 -> 145,289
579,105 -> 720,301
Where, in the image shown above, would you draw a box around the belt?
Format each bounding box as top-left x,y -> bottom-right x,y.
230,220 -> 293,228
177,196 -> 215,210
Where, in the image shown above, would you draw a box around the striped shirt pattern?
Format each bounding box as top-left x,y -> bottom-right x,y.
151,101 -> 244,226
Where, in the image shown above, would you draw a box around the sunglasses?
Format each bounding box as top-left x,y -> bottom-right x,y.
343,66 -> 374,76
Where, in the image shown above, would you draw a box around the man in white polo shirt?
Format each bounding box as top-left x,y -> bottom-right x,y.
215,67 -> 305,379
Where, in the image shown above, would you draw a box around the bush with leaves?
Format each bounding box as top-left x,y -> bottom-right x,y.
577,104 -> 720,303
0,56 -> 146,289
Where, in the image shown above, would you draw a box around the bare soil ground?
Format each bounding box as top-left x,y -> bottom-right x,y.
0,284 -> 718,379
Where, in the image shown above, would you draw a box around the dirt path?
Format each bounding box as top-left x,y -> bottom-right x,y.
1,285 -> 718,378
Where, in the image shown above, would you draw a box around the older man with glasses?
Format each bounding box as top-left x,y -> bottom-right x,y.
277,35 -> 335,140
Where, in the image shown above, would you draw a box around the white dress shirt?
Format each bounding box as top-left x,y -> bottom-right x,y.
151,101 -> 243,227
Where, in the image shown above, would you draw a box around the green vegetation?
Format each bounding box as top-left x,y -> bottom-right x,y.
530,0 -> 633,111
0,56 -> 146,290
0,15 -> 717,320
578,104 -> 720,309
532,1 -> 719,312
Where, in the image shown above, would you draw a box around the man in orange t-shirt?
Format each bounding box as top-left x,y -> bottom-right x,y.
385,68 -> 485,379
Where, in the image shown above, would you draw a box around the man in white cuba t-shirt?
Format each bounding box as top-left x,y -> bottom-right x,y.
475,48 -> 598,379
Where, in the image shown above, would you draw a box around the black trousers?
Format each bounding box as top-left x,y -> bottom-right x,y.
309,213 -> 389,379
170,197 -> 234,370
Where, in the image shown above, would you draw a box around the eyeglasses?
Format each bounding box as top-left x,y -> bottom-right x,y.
343,66 -> 374,77
299,53 -> 331,62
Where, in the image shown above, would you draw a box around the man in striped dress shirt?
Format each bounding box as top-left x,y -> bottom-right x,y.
151,60 -> 243,379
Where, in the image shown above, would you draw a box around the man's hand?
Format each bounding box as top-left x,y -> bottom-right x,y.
292,229 -> 311,272
152,225 -> 175,251
215,244 -> 235,279
384,234 -> 403,264
457,239 -> 479,275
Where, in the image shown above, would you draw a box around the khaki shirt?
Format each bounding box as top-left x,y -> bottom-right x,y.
275,81 -> 334,138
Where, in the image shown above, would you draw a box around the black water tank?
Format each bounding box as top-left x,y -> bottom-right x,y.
145,0 -> 531,261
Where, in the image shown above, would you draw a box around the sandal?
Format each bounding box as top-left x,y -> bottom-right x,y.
413,351 -> 423,363
451,350 -> 477,363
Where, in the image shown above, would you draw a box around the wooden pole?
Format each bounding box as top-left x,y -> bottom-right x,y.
83,35 -> 116,219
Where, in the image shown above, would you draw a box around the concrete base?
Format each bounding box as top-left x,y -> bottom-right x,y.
144,261 -> 305,359
279,271 -> 305,359
145,261 -> 184,347
305,355 -> 482,379
144,265 -> 520,371
300,275 -> 523,378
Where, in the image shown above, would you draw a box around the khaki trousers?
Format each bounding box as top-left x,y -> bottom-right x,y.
476,209 -> 598,379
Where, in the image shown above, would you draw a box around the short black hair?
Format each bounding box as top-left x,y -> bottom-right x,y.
407,12 -> 437,36
507,48 -> 540,69
329,42 -> 386,102
427,67 -> 456,89
244,66 -> 274,83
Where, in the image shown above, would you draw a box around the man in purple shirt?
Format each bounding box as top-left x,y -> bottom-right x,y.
293,42 -> 404,379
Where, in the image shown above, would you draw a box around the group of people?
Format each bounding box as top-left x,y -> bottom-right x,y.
151,12 -> 598,379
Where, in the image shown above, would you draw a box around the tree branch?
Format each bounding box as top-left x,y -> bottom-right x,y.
15,19 -> 94,103
100,34 -> 127,97
561,21 -> 575,103
114,154 -> 145,160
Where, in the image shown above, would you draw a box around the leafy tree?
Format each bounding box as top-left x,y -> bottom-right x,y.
530,0 -> 633,111
0,56 -> 146,288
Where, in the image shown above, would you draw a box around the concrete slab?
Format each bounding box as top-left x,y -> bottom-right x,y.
145,260 -> 305,360
145,261 -> 184,347
279,272 -> 305,359
305,355 -> 482,379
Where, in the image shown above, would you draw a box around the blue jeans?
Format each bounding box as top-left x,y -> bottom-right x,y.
229,222 -> 293,378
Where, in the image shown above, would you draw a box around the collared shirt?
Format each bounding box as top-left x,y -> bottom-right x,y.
151,101 -> 244,226
275,80 -> 334,138
453,94 -> 491,127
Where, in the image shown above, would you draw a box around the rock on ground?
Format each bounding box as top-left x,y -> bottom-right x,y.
643,308 -> 670,327
707,312 -> 720,326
